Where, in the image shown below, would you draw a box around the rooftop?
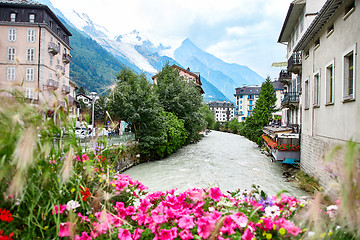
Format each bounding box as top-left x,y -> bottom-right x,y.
234,86 -> 261,96
208,101 -> 235,108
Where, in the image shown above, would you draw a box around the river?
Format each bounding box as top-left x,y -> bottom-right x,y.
124,131 -> 307,197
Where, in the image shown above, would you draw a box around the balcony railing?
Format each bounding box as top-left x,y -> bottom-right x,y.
288,52 -> 302,74
62,53 -> 71,64
47,79 -> 59,89
281,92 -> 299,107
278,69 -> 291,84
56,65 -> 65,75
48,42 -> 60,55
62,85 -> 70,94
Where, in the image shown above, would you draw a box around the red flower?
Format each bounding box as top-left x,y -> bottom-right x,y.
0,209 -> 13,223
97,155 -> 105,163
80,187 -> 91,201
0,230 -> 14,240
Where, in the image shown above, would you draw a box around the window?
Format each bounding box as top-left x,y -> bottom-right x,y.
240,100 -> 242,104
313,72 -> 320,107
249,106 -> 253,111
25,88 -> 34,99
325,61 -> 335,104
27,29 -> 36,42
344,1 -> 355,20
26,48 -> 35,62
8,28 -> 16,41
26,68 -> 35,81
305,49 -> 309,59
7,47 -> 16,61
7,67 -> 16,81
327,24 -> 334,37
314,38 -> 320,50
343,49 -> 355,100
240,106 -> 242,109
10,13 -> 16,22
304,79 -> 309,109
29,14 -> 35,23
49,53 -> 53,66
249,100 -> 253,105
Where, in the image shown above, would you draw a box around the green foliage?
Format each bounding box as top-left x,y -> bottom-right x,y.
227,118 -> 241,134
214,121 -> 221,131
200,104 -> 216,130
94,95 -> 107,123
239,77 -> 277,145
154,63 -> 205,143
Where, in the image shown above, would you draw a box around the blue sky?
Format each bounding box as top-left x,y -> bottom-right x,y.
51,0 -> 292,79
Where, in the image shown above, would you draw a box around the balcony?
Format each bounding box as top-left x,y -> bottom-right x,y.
62,53 -> 71,64
47,79 -> 59,89
278,69 -> 291,84
62,85 -> 70,94
56,65 -> 65,75
48,42 -> 60,55
287,52 -> 302,74
281,92 -> 299,108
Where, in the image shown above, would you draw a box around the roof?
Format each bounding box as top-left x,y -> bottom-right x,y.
0,0 -> 72,36
234,86 -> 261,96
208,101 -> 235,108
271,80 -> 285,90
152,64 -> 200,81
278,0 -> 306,43
294,0 -> 343,51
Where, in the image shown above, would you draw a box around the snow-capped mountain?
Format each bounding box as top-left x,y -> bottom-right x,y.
33,0 -> 263,102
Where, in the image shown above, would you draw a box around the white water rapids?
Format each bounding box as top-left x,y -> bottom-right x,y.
124,131 -> 307,197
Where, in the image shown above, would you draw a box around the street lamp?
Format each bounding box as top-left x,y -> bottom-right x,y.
90,92 -> 97,135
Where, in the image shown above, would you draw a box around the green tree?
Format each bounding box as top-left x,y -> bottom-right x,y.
94,95 -> 107,123
154,64 -> 205,143
200,104 -> 215,130
239,77 -> 277,145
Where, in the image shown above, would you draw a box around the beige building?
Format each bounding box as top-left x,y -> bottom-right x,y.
279,0 -> 360,188
0,0 -> 76,117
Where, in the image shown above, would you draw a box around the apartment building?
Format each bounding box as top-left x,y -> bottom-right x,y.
234,85 -> 260,122
208,101 -> 235,122
0,0 -> 75,113
234,82 -> 284,122
277,0 -> 328,129
298,0 -> 359,187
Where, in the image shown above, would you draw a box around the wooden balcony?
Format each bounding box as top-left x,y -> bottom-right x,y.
47,79 -> 59,89
62,53 -> 71,64
287,52 -> 302,74
62,85 -> 70,94
281,92 -> 299,108
278,69 -> 291,84
48,42 -> 60,55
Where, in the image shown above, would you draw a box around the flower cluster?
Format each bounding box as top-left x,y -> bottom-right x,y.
262,135 -> 277,149
275,144 -> 300,152
0,208 -> 13,240
53,174 -> 304,240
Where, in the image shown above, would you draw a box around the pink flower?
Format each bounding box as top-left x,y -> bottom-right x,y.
75,231 -> 91,240
230,212 -> 248,228
177,215 -> 195,229
185,188 -> 205,201
208,187 -> 223,202
196,216 -> 216,239
58,222 -> 71,237
275,218 -> 302,236
53,204 -> 67,215
132,228 -> 144,240
220,216 -> 236,235
159,227 -> 177,240
242,228 -> 254,240
118,228 -> 132,240
78,213 -> 91,223
179,229 -> 193,240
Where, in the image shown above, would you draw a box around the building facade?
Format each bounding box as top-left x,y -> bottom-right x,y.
208,101 -> 235,122
297,0 -> 359,187
234,82 -> 284,122
0,0 -> 74,112
234,85 -> 260,122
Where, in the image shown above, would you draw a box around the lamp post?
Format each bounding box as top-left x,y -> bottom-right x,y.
90,92 -> 97,135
